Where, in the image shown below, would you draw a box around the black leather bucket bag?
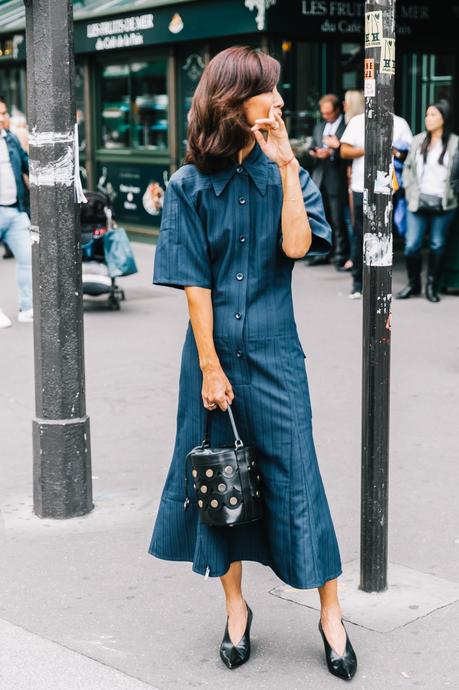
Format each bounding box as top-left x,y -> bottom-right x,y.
184,405 -> 263,527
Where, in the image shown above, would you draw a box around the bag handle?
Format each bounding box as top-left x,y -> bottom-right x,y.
202,404 -> 243,450
183,404 -> 243,512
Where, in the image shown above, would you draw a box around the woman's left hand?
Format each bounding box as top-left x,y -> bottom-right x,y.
251,109 -> 294,167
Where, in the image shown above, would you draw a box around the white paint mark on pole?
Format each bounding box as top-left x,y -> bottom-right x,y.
29,129 -> 74,146
29,147 -> 74,187
30,224 -> 40,245
374,169 -> 392,195
364,233 -> 393,267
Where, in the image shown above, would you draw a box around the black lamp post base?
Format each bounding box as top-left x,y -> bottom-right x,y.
33,416 -> 93,519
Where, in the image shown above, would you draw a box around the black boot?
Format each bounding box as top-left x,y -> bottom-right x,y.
395,254 -> 422,299
425,252 -> 443,303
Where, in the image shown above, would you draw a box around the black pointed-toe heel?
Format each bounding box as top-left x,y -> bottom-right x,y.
318,618 -> 357,681
219,603 -> 253,669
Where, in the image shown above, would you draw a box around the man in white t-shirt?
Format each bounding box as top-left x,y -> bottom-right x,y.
340,112 -> 413,297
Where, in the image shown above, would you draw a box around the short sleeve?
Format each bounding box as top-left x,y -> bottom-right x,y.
279,167 -> 332,259
153,177 -> 212,290
340,117 -> 359,147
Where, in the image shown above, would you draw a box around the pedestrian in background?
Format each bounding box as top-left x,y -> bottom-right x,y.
0,95 -> 32,329
307,94 -> 349,269
343,89 -> 365,124
396,101 -> 458,303
341,110 -> 412,298
148,46 -> 357,681
341,90 -> 365,272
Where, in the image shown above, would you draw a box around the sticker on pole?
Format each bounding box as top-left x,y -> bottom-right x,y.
365,58 -> 375,79
365,11 -> 383,48
363,233 -> 393,267
365,79 -> 376,98
381,38 -> 396,75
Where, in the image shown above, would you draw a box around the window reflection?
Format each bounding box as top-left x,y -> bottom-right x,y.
101,64 -> 130,149
99,60 -> 168,150
131,60 -> 168,150
75,64 -> 86,153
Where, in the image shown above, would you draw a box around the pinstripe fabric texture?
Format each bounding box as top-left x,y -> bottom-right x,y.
149,144 -> 342,589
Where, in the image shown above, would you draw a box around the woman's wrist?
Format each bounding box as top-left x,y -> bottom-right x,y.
277,154 -> 298,169
200,357 -> 221,374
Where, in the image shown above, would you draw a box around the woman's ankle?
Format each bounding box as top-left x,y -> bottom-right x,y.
226,595 -> 246,614
320,604 -> 342,620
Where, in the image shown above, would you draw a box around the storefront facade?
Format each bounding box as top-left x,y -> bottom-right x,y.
1,0 -> 459,235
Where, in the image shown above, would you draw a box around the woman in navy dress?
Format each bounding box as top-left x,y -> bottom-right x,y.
149,47 -> 357,680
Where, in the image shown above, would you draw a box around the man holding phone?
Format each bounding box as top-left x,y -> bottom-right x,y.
307,93 -> 349,268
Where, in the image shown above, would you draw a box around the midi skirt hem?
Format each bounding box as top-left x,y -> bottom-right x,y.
148,548 -> 343,591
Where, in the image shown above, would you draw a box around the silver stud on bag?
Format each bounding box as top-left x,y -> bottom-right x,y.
192,469 -> 198,478
200,485 -> 208,494
224,465 -> 233,476
218,483 -> 226,493
198,499 -> 203,508
205,468 -> 214,478
210,499 -> 218,508
229,496 -> 238,506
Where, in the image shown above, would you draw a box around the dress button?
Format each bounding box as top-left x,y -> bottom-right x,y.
238,197 -> 246,205
236,350 -> 243,358
236,167 -> 244,174
235,312 -> 242,320
236,272 -> 244,281
239,235 -> 246,243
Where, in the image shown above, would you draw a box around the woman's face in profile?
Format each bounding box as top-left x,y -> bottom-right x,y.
243,86 -> 284,127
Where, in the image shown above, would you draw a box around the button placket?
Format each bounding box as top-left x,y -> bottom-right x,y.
234,175 -> 250,366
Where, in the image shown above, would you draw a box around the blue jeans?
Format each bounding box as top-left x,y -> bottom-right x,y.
404,209 -> 456,257
0,206 -> 32,311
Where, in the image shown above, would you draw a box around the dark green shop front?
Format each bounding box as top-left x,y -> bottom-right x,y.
1,0 -> 459,237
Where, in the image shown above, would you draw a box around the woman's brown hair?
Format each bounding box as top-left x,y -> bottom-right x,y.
185,46 -> 280,174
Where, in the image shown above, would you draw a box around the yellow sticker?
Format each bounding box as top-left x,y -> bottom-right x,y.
381,38 -> 396,75
365,11 -> 383,48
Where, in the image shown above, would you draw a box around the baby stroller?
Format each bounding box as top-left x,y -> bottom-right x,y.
80,191 -> 137,310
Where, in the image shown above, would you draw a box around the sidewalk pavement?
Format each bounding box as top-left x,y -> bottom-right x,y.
0,241 -> 458,690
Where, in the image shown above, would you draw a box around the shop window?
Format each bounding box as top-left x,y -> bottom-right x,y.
75,64 -> 86,153
100,64 -> 130,149
401,53 -> 455,134
99,59 -> 168,151
131,60 -> 168,150
177,49 -> 206,157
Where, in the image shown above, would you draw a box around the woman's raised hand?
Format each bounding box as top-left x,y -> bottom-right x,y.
251,109 -> 295,167
202,366 -> 234,412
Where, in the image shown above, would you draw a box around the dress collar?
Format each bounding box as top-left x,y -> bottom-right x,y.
210,143 -> 269,197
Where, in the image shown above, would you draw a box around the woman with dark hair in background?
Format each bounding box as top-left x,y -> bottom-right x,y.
397,101 -> 458,302
148,46 -> 357,680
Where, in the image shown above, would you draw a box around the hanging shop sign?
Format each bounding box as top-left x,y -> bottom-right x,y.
74,1 -> 263,55
266,1 -> 455,38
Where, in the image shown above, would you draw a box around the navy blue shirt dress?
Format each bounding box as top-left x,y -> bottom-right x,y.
148,143 -> 342,589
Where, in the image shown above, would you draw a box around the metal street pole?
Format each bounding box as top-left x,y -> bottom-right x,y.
360,0 -> 396,592
24,0 -> 93,518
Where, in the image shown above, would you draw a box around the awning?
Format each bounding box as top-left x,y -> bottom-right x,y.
0,0 -> 199,33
